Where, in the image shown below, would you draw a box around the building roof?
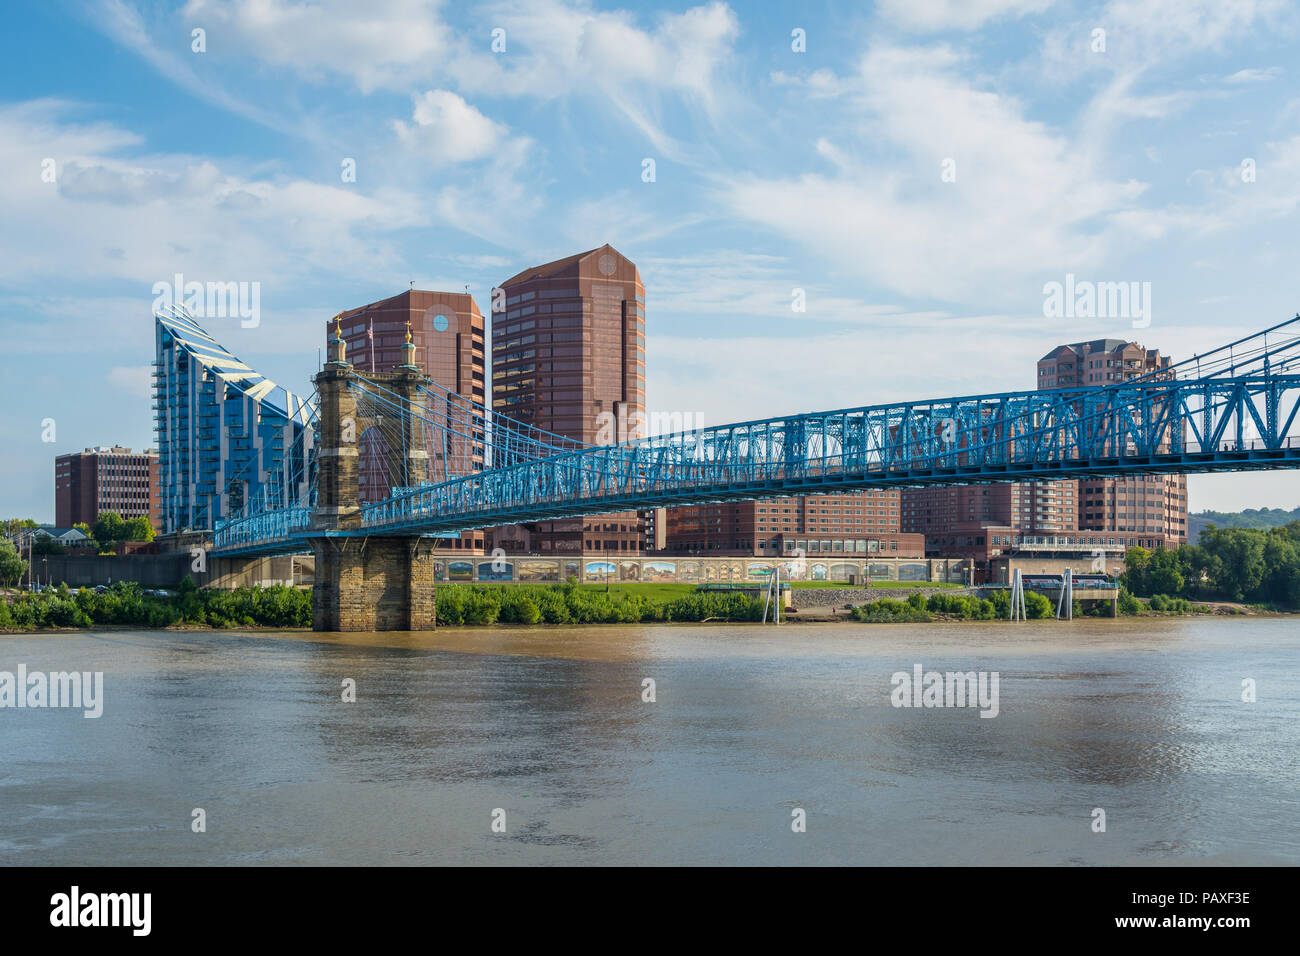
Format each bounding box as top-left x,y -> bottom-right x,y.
1040,338 -> 1136,361
30,526 -> 88,539
155,308 -> 314,426
338,289 -> 482,323
58,446 -> 156,457
499,243 -> 636,286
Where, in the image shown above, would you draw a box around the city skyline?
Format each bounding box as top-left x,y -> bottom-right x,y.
5,0 -> 1300,520
9,264 -> 1295,526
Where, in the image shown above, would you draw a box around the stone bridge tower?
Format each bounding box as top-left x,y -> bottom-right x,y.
308,319 -> 439,631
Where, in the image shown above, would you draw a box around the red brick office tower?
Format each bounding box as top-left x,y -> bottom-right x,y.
490,244 -> 647,556
329,289 -> 487,552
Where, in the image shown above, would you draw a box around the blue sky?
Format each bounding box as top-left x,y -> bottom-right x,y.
3,0 -> 1300,521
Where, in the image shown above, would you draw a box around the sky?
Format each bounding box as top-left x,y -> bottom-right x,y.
2,0 -> 1299,522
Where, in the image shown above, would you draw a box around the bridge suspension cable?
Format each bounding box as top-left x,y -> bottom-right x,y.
209,315 -> 1300,554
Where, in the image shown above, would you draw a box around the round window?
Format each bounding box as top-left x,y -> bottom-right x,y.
430,312 -> 449,332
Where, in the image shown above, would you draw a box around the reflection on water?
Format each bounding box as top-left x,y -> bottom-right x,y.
1,618 -> 1297,865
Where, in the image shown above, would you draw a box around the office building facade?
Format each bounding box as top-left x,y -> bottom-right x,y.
1038,339 -> 1188,542
55,446 -> 159,530
901,336 -> 1189,576
663,491 -> 925,558
153,309 -> 315,534
331,289 -> 488,551
491,244 -> 647,555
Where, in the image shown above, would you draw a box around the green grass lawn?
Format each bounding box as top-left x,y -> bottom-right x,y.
576,582 -> 700,599
791,580 -> 965,589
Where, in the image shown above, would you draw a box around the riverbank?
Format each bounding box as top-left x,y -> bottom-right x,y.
1,579 -> 1286,632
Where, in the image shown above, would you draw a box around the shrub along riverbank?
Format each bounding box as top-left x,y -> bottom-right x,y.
0,578 -> 1265,631
0,578 -> 765,630
848,587 -> 1237,622
0,579 -> 310,630
435,582 -> 763,624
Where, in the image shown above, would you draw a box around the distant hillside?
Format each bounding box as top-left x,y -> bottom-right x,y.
1189,507 -> 1300,542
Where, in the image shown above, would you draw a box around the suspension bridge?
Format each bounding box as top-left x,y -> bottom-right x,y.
209,316 -> 1300,630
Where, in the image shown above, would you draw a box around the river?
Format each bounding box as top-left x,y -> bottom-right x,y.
1,618 -> 1296,865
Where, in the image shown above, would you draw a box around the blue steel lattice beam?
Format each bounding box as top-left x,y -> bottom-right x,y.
209,316 -> 1300,554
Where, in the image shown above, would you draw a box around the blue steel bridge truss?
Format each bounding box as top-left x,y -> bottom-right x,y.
211,317 -> 1300,556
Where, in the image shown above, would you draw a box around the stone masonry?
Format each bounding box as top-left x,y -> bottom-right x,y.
308,326 -> 438,631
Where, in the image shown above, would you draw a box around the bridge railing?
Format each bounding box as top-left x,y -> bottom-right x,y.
214,316 -> 1300,549
211,505 -> 312,551
355,371 -> 1300,531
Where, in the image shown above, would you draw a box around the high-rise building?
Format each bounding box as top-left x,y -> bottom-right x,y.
900,335 -> 1188,572
335,289 -> 484,410
330,289 -> 488,552
153,310 -> 315,534
902,480 -> 1077,541
1039,339 -> 1187,542
662,491 -> 925,558
55,446 -> 159,531
490,244 -> 647,555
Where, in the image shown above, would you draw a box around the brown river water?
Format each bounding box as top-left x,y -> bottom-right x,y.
1,617 -> 1297,865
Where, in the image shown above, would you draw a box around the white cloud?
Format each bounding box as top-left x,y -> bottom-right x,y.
1225,66 -> 1283,83
769,69 -> 847,98
651,318 -> 1042,428
1097,0 -> 1293,61
181,0 -> 453,93
640,251 -> 952,326
0,101 -> 423,291
1038,0 -> 1294,79
393,91 -> 508,164
720,45 -> 1146,304
165,0 -> 742,163
445,1 -> 741,163
431,137 -> 548,248
91,0 -> 289,132
876,0 -> 1055,32
453,0 -> 738,104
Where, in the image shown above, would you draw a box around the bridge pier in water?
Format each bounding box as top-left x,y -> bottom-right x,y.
308,322 -> 438,631
311,537 -> 438,631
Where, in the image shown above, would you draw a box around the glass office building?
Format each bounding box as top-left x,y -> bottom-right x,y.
153,308 -> 315,534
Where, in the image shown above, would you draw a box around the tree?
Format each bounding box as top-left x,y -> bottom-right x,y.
1202,526 -> 1267,602
1259,524 -> 1300,606
1146,548 -> 1185,596
92,512 -> 127,552
2,518 -> 38,541
123,516 -> 155,543
1120,546 -> 1152,595
0,538 -> 26,586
